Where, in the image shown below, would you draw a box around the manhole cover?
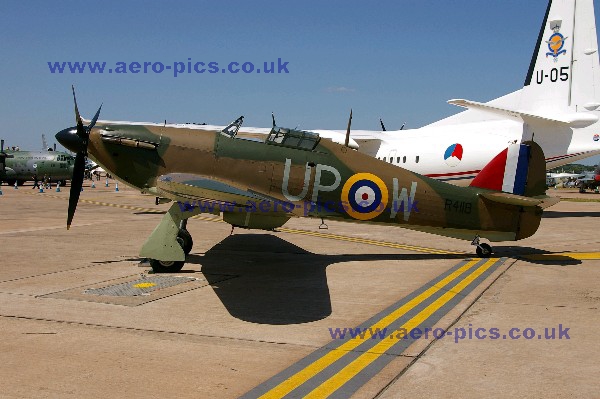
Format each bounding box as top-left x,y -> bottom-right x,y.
85,275 -> 196,297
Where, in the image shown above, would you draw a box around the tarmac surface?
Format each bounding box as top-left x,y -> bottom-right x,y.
0,181 -> 598,398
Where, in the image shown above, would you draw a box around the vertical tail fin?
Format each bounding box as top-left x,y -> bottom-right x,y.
470,141 -> 547,197
521,0 -> 600,113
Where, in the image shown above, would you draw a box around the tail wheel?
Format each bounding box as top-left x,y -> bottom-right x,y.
476,243 -> 493,258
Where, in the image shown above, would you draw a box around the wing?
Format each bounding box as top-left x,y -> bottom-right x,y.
157,173 -> 271,205
156,173 -> 293,229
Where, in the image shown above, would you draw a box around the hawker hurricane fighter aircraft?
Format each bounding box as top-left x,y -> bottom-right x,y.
56,91 -> 557,272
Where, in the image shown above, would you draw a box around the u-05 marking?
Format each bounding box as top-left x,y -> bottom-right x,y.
241,257 -> 505,399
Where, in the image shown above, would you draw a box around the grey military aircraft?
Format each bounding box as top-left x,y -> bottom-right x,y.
577,163 -> 600,192
0,142 -> 75,186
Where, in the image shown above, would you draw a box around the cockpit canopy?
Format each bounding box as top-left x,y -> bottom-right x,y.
266,126 -> 320,151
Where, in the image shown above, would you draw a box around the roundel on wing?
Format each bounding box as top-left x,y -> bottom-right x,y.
444,143 -> 463,167
341,173 -> 388,220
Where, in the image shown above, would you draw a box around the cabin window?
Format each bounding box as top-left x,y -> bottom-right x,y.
383,157 -> 386,162
396,157 -> 401,163
416,156 -> 420,163
403,156 -> 407,163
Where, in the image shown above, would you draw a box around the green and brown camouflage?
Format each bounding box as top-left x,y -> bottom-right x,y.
56,109 -> 556,270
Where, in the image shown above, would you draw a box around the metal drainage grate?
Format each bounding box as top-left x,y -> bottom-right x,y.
84,275 -> 196,297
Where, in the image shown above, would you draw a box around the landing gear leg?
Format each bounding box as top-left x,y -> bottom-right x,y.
140,202 -> 201,273
471,235 -> 493,258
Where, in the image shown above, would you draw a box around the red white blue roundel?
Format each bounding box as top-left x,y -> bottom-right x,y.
594,134 -> 599,142
341,173 -> 389,220
444,143 -> 463,167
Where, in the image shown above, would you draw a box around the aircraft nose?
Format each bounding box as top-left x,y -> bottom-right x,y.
55,126 -> 83,153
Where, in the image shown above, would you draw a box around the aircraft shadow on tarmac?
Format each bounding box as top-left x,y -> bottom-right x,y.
185,234 -> 465,325
492,245 -> 583,266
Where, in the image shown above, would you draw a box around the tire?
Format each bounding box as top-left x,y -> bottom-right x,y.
148,228 -> 192,273
176,229 -> 193,254
476,243 -> 492,258
149,259 -> 185,273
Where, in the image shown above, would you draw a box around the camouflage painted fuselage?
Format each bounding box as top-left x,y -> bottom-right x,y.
82,121 -> 545,242
0,150 -> 75,184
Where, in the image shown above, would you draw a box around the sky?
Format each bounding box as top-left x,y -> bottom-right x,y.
1,0 -> 600,165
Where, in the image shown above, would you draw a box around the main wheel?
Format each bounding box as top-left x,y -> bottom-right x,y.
476,243 -> 493,258
149,259 -> 185,273
176,229 -> 193,254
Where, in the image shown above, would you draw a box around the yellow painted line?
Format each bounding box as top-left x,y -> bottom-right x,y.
278,228 -> 465,255
257,258 -> 483,399
522,252 -> 600,261
560,197 -> 600,203
303,258 -> 498,399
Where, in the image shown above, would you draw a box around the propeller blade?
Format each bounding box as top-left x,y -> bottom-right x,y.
71,86 -> 82,126
88,103 -> 103,131
344,109 -> 353,147
66,152 -> 86,229
71,86 -> 87,140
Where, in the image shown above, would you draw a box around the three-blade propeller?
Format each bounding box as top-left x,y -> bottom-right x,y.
66,86 -> 102,229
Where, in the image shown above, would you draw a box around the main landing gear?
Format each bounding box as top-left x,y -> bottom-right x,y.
149,227 -> 193,273
471,235 -> 493,258
140,204 -> 199,273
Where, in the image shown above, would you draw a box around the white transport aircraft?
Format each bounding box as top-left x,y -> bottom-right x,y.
343,0 -> 600,185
